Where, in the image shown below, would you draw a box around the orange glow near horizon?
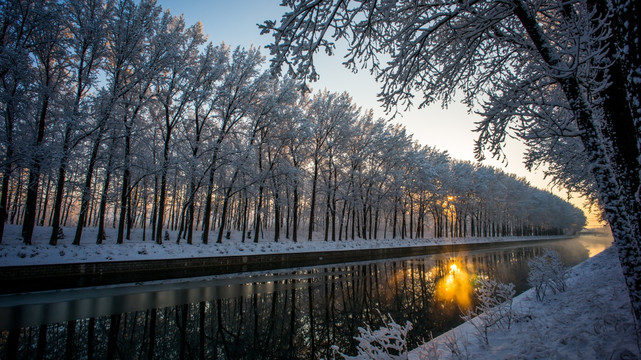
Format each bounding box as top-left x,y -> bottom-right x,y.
435,261 -> 473,309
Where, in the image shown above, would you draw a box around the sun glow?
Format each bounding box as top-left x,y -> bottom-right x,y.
436,261 -> 473,309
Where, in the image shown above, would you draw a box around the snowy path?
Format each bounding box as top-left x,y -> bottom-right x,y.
413,246 -> 639,359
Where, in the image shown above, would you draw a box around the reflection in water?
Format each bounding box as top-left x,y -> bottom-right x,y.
0,235 -> 606,359
577,228 -> 613,257
435,262 -> 473,309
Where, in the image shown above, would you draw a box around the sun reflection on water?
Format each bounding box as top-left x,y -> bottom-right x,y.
435,260 -> 473,309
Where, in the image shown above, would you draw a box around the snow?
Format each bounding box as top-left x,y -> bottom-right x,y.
0,224 -> 572,266
2,224 -> 637,358
411,246 -> 639,360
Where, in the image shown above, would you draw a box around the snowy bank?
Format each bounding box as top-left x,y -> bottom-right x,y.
413,246 -> 639,359
0,224 -> 572,267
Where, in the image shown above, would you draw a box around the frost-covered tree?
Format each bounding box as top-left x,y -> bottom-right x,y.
175,42 -> 227,245
199,46 -> 265,244
18,0 -> 70,245
0,0 -> 36,242
261,0 -> 641,336
48,0 -> 111,246
72,0 -> 163,245
280,89 -> 311,242
305,90 -> 358,240
150,13 -> 205,245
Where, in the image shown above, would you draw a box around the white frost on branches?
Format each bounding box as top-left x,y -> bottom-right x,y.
332,313 -> 413,360
462,278 -> 516,346
527,249 -> 568,301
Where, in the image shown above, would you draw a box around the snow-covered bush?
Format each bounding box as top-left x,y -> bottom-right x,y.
528,249 -> 567,301
414,333 -> 441,360
442,331 -> 470,360
332,313 -> 412,359
462,278 -> 515,345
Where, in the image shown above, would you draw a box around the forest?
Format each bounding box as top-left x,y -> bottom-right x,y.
0,0 -> 585,248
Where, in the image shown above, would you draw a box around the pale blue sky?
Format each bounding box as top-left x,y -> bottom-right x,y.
156,0 -> 596,221
157,1 -> 497,164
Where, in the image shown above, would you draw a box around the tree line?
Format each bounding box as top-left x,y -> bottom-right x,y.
0,0 -> 584,247
258,0 -> 640,337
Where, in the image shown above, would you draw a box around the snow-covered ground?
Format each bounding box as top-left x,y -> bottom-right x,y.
0,224 -> 571,266
411,246 -> 639,360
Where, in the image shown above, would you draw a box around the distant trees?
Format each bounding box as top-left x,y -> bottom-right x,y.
0,0 -> 584,251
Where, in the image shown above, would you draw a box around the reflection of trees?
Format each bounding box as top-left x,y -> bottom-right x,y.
1,243 -> 589,359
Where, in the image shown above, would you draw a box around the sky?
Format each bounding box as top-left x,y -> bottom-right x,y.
155,0 -> 601,226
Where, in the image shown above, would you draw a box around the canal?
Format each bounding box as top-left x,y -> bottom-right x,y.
0,231 -> 613,359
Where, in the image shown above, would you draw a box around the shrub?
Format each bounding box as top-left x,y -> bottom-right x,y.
527,249 -> 567,301
462,278 -> 515,346
442,331 -> 470,360
332,312 -> 412,360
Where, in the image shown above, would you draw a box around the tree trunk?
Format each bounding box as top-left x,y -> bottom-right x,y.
117,130 -> 131,244
273,187 -> 280,242
292,185 -> 299,242
308,159 -> 319,240
253,184 -> 263,243
74,126 -> 104,246
40,177 -> 52,226
96,136 -> 116,244
187,185 -> 196,245
50,126 -> 73,245
22,92 -> 49,245
155,131 -> 172,244
216,168 -> 241,244
324,189 -> 330,242
201,167 -> 216,244
0,167 -> 10,243
216,188 -> 233,244
242,193 -> 249,243
331,191 -> 337,241
392,198 -> 398,239
0,82 -> 18,242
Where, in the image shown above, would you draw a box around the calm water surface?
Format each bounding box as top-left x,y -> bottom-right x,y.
0,231 -> 613,359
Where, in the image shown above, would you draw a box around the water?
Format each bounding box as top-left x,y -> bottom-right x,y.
0,232 -> 613,359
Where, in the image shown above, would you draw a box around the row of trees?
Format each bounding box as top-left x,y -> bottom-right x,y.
0,0 -> 584,248
259,0 -> 640,338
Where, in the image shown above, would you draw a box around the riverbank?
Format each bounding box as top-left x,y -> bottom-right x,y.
0,224 -> 582,293
0,224 -> 577,267
412,245 -> 639,359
